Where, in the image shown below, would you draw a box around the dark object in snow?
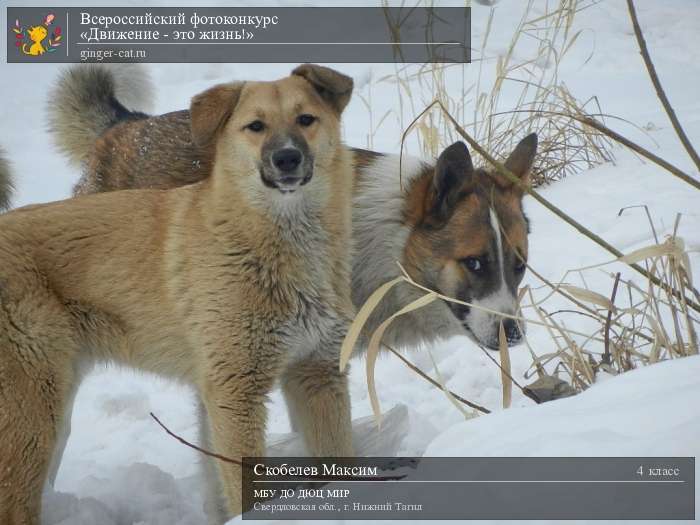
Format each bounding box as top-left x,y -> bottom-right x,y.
523,375 -> 577,403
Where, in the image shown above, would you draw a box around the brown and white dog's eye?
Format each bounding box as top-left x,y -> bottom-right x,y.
461,256 -> 486,274
297,114 -> 317,127
245,120 -> 266,133
515,260 -> 527,274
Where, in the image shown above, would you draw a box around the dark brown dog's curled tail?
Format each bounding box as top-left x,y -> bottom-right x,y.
47,64 -> 154,167
0,146 -> 13,212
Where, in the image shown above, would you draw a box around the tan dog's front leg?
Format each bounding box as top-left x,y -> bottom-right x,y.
200,372 -> 274,519
281,357 -> 354,457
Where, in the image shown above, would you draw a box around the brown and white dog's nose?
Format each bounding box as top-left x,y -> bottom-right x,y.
503,318 -> 522,344
272,148 -> 302,172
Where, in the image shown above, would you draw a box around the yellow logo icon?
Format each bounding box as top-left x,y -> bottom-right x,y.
12,13 -> 62,56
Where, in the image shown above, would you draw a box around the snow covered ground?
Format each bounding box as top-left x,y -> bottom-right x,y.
1,0 -> 699,524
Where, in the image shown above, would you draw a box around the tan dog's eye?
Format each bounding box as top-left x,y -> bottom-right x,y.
297,114 -> 317,127
245,120 -> 265,133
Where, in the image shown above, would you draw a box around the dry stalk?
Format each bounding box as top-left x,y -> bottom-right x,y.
150,412 -> 250,468
626,0 -> 700,172
383,343 -> 491,414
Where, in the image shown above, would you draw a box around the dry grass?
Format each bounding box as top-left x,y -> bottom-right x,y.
347,0 -> 700,422
519,220 -> 699,392
376,0 -> 615,186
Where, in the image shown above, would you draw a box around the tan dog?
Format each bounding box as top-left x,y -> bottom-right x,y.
0,64 -> 355,524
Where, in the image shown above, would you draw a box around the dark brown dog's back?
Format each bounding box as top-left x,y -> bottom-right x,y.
76,109 -> 214,194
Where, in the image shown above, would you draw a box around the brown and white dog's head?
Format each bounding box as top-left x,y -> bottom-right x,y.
189,64 -> 353,207
403,135 -> 537,350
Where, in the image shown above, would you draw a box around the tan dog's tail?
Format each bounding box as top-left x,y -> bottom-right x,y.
0,146 -> 14,211
48,64 -> 154,167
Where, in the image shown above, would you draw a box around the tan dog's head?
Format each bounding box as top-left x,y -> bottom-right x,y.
189,64 -> 353,204
404,134 -> 537,350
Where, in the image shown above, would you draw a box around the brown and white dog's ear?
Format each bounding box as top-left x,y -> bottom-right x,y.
190,82 -> 244,147
429,141 -> 474,221
503,133 -> 538,189
291,64 -> 354,115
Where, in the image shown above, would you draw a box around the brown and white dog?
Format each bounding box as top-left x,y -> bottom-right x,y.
49,64 -> 537,352
0,64 -> 356,524
351,140 -> 534,351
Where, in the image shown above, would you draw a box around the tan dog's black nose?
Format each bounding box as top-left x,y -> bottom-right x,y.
261,143 -> 312,192
273,148 -> 302,172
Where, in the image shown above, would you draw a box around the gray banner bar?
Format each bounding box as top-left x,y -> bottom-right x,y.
7,7 -> 471,63
242,457 -> 695,520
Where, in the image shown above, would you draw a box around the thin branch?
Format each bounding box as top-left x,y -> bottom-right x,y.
151,412 -> 406,482
383,343 -> 491,414
150,412 -> 251,468
626,0 -> 700,172
476,343 -> 542,404
603,273 -> 622,365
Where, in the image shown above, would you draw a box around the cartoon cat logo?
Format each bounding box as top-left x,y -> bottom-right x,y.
11,13 -> 62,56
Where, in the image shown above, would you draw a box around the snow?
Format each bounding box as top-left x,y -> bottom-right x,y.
425,355 -> 700,458
242,356 -> 700,525
1,1 -> 699,524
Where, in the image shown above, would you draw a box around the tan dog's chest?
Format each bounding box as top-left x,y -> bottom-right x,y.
172,225 -> 348,369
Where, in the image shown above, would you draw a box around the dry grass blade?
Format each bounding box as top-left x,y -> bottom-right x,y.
603,273 -> 622,365
626,0 -> 700,172
620,242 -> 681,265
366,292 -> 439,427
384,343 -> 492,414
498,322 -> 512,409
339,276 -> 403,372
560,284 -> 615,311
427,346 -> 475,420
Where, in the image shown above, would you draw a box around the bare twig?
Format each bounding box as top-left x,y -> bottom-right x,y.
476,343 -> 542,404
151,412 -> 406,481
626,0 -> 700,172
603,273 -> 622,365
150,412 -> 251,468
383,343 -> 491,414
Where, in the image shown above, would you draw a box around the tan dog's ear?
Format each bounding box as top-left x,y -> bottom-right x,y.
190,82 -> 244,147
503,133 -> 538,190
291,64 -> 354,115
